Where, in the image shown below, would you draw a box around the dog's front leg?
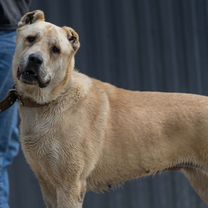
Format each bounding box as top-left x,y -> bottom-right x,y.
57,180 -> 86,208
38,176 -> 57,208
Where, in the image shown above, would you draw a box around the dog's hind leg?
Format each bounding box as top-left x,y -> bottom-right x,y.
183,168 -> 208,204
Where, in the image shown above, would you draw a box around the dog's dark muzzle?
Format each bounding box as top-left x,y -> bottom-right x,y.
21,53 -> 42,83
19,53 -> 43,84
18,53 -> 50,88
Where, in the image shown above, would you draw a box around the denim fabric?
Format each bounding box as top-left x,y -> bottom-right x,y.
0,31 -> 19,208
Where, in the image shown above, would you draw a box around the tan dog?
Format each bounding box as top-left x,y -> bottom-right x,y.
12,10 -> 208,208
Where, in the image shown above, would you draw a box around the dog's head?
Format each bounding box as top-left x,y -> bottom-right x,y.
13,10 -> 80,103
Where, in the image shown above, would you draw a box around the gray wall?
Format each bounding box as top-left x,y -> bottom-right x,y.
9,0 -> 208,207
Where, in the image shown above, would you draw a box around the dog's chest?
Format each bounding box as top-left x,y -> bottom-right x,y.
21,122 -> 63,182
20,108 -> 61,164
19,105 -> 89,181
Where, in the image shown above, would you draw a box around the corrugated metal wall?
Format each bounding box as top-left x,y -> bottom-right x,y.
9,0 -> 208,207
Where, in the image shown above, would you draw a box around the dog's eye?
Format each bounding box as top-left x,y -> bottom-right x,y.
26,35 -> 36,43
51,46 -> 61,54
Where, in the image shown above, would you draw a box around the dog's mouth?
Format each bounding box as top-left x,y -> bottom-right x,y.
21,70 -> 38,84
17,66 -> 51,88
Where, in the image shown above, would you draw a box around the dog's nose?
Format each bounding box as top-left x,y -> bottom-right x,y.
28,53 -> 43,65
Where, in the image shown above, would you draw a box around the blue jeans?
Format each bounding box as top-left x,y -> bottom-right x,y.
0,31 -> 19,208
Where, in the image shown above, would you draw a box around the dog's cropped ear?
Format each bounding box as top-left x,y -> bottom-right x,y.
63,27 -> 80,53
18,10 -> 45,28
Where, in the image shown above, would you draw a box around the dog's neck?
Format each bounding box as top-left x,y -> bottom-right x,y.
18,71 -> 92,111
19,95 -> 51,108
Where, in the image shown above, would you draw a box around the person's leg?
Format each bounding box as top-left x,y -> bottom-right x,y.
0,31 -> 19,208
